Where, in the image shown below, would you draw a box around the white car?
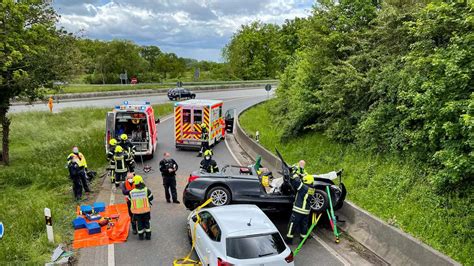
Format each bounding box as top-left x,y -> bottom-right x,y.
187,204 -> 294,266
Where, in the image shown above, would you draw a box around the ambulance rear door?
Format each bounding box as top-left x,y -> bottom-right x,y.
105,111 -> 116,153
174,105 -> 186,144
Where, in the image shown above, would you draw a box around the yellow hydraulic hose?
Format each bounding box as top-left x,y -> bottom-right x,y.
173,198 -> 213,266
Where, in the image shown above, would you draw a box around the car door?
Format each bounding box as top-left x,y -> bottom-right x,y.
224,108 -> 235,133
183,89 -> 190,98
195,211 -> 222,266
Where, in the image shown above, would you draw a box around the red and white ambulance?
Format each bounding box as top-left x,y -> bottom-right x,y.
174,99 -> 225,149
105,101 -> 159,157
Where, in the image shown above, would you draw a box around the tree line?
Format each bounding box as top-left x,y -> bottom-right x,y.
224,0 -> 473,192
77,39 -> 233,84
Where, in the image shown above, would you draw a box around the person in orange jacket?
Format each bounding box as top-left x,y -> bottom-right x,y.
48,96 -> 54,113
121,172 -> 137,234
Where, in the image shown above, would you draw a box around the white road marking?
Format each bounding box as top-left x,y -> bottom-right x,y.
108,185 -> 116,266
225,137 -> 242,165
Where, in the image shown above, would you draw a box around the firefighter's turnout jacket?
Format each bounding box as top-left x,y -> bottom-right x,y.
289,174 -> 315,215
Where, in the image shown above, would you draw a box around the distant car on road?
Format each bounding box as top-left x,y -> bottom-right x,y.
168,88 -> 196,100
183,150 -> 346,213
187,204 -> 294,266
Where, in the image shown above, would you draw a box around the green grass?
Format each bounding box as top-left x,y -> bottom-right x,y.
0,103 -> 173,263
240,100 -> 473,265
52,80 -> 278,94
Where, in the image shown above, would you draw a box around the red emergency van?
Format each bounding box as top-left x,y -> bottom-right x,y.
105,101 -> 159,158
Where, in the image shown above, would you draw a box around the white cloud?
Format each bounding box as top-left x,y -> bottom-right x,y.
54,0 -> 313,61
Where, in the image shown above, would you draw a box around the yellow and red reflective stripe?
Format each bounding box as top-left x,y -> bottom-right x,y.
175,106 -> 182,141
193,124 -> 202,139
203,107 -> 210,126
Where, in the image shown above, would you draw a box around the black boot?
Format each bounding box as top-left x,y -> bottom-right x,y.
139,233 -> 144,240
285,237 -> 293,245
145,232 -> 151,240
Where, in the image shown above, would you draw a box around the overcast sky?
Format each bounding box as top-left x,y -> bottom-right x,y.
53,0 -> 314,62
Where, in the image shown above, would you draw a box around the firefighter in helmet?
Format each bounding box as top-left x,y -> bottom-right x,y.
286,173 -> 315,245
128,175 -> 154,240
120,133 -> 136,172
113,145 -> 129,187
107,138 -> 118,183
200,150 -> 218,173
197,123 -> 209,157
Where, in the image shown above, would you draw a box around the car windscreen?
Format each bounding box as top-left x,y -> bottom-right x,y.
226,232 -> 286,259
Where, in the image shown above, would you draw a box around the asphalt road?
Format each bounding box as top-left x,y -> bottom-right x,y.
9,88 -> 272,113
72,89 -> 347,266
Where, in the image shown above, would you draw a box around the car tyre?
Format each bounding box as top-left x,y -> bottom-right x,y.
310,189 -> 329,213
206,186 -> 231,207
333,183 -> 346,210
191,94 -> 196,99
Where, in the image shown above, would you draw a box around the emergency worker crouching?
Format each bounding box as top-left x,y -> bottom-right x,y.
200,150 -> 218,173
128,175 -> 154,240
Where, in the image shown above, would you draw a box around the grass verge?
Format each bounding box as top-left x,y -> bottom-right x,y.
51,80 -> 277,94
0,103 -> 173,263
240,100 -> 473,265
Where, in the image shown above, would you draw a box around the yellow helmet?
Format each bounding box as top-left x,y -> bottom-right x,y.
204,149 -> 213,156
133,175 -> 144,185
201,123 -> 207,128
120,134 -> 128,140
114,145 -> 123,153
303,174 -> 314,185
109,139 -> 117,146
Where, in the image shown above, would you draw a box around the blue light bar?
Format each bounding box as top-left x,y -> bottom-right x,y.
141,106 -> 146,110
123,101 -> 129,105
115,105 -> 120,109
145,101 -> 150,105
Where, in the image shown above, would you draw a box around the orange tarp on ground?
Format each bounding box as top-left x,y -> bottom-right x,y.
73,203 -> 130,249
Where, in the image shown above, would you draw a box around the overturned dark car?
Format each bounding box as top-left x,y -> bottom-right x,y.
183,150 -> 347,214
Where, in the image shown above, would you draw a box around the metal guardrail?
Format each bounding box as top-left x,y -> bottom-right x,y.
233,101 -> 461,266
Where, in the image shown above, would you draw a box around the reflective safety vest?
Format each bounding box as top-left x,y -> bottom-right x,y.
114,153 -> 128,173
129,188 -> 151,214
68,153 -> 87,168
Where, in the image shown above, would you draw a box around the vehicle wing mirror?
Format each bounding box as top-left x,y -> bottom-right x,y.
155,118 -> 160,124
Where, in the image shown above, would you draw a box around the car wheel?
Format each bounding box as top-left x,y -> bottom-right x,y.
333,183 -> 346,210
310,189 -> 329,213
191,94 -> 196,99
207,186 -> 231,207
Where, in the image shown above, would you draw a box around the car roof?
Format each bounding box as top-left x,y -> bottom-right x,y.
205,205 -> 277,237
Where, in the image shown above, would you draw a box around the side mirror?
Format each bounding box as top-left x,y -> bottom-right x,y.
155,118 -> 160,124
192,216 -> 197,223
